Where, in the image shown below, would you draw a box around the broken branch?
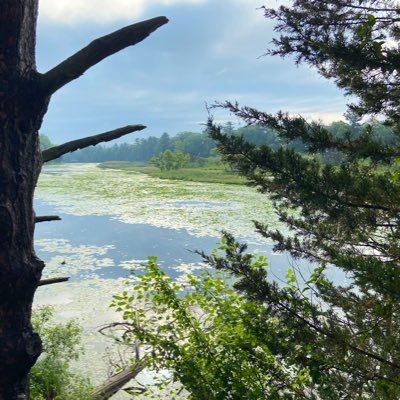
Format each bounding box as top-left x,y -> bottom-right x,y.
38,277 -> 70,287
42,124 -> 145,162
40,16 -> 168,95
35,215 -> 61,223
92,362 -> 146,400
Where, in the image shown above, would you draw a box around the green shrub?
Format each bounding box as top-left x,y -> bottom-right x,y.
30,306 -> 96,400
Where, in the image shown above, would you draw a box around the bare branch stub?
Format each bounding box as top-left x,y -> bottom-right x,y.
38,277 -> 70,287
35,215 -> 61,223
40,16 -> 169,95
42,124 -> 146,162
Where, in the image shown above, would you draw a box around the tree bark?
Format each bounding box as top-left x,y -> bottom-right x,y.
42,124 -> 145,162
40,17 -> 168,95
0,2 -> 167,398
0,1 -> 47,398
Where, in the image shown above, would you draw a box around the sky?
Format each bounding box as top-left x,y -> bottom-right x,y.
37,0 -> 348,144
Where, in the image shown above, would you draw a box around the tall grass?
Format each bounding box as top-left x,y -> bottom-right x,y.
98,160 -> 247,185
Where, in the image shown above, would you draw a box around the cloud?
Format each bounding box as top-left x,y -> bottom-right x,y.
38,0 -> 347,143
39,0 -> 206,24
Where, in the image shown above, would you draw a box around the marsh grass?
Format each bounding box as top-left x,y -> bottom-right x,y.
98,161 -> 247,185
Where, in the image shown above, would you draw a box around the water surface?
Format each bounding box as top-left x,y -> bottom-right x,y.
32,164 -> 316,392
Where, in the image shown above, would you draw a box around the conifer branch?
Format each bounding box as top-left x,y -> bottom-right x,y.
42,125 -> 145,162
40,16 -> 168,95
199,233 -> 400,374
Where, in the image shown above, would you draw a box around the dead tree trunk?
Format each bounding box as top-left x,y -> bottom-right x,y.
0,2 -> 167,398
0,2 -> 47,397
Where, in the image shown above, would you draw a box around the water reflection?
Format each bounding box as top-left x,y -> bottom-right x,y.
34,198 -> 292,282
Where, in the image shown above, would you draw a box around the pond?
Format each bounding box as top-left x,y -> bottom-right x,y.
32,163 -> 319,393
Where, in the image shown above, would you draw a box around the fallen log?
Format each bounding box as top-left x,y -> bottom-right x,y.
92,362 -> 146,400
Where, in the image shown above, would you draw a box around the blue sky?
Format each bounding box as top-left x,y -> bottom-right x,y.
37,0 -> 348,144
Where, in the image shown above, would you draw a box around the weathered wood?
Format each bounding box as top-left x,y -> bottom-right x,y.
92,363 -> 146,400
40,16 -> 168,95
38,277 -> 70,287
42,125 -> 145,162
0,1 -> 45,398
35,215 -> 61,223
0,3 -> 167,397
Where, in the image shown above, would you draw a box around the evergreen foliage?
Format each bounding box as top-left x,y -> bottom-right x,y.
41,122 -> 397,164
58,131 -> 216,163
200,0 -> 400,397
263,0 -> 400,121
109,2 -> 400,397
39,126 -> 302,164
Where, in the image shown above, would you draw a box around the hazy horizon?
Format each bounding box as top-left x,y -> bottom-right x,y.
37,0 -> 347,144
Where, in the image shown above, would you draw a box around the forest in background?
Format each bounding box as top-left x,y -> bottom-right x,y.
40,118 -> 397,164
10,0 -> 400,397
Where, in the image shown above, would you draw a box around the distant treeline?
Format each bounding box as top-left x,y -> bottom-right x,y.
40,120 -> 396,163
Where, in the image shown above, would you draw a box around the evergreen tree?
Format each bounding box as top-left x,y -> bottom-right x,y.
157,132 -> 172,153
205,1 -> 400,398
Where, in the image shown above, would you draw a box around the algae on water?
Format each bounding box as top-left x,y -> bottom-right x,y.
34,163 -> 284,398
36,164 -> 283,242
